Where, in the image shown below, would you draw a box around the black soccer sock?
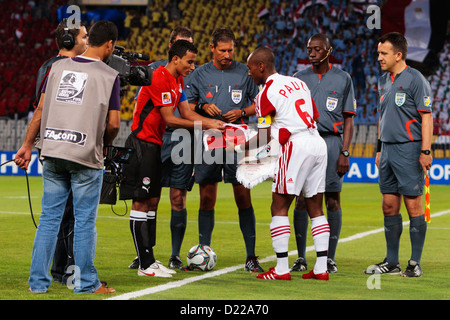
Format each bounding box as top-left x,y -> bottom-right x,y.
130,210 -> 155,269
409,214 -> 427,264
170,208 -> 187,257
238,206 -> 256,258
327,209 -> 342,261
146,211 -> 157,249
293,209 -> 309,261
198,209 -> 214,246
384,214 -> 403,266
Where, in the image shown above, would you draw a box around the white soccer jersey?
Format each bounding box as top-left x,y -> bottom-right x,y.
254,73 -> 326,196
255,73 -> 320,145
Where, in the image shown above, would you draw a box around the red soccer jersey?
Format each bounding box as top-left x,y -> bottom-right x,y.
131,66 -> 185,145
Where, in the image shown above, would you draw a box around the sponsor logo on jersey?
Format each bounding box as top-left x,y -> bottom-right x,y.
423,96 -> 431,107
162,92 -> 172,104
231,90 -> 242,104
395,92 -> 406,106
56,70 -> 88,105
326,97 -> 338,111
44,128 -> 87,146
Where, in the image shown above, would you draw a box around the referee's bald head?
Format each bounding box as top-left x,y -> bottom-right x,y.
309,33 -> 331,49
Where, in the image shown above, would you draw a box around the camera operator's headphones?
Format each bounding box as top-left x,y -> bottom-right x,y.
62,18 -> 75,50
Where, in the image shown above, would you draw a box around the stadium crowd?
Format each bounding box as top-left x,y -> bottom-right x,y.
0,0 -> 448,133
0,0 -> 67,118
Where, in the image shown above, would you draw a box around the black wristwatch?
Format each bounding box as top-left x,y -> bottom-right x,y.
421,150 -> 431,155
341,150 -> 350,157
241,109 -> 246,117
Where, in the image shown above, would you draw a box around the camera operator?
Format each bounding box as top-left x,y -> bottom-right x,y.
31,18 -> 88,287
15,20 -> 120,294
119,40 -> 225,278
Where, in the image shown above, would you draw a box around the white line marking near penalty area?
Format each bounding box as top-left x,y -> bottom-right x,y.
107,209 -> 450,300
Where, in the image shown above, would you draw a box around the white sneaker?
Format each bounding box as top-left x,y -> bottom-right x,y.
138,262 -> 173,278
156,260 -> 176,274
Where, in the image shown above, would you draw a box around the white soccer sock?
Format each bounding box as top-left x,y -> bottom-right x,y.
311,215 -> 330,274
270,216 -> 291,275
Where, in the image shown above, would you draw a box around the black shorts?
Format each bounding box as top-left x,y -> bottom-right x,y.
194,148 -> 240,185
161,129 -> 194,189
119,134 -> 162,200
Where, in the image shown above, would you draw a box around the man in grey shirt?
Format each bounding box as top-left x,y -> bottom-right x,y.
185,28 -> 263,272
365,32 -> 433,277
292,34 -> 356,274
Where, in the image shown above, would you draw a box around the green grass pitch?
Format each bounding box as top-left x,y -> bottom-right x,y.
0,176 -> 449,301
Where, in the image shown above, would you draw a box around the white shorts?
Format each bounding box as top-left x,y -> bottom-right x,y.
272,131 -> 327,197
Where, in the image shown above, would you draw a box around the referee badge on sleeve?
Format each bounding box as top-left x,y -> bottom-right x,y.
423,96 -> 431,107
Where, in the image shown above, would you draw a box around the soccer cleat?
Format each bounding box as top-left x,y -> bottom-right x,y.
168,256 -> 183,269
138,262 -> 173,278
256,267 -> 291,280
302,270 -> 329,281
327,258 -> 338,273
364,259 -> 401,275
291,257 -> 307,272
156,260 -> 176,274
128,257 -> 139,269
401,260 -> 423,277
245,256 -> 264,273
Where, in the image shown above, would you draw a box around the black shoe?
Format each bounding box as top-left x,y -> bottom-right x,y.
364,258 -> 401,275
168,256 -> 183,269
128,257 -> 139,269
401,260 -> 423,277
245,256 -> 264,273
327,258 -> 338,273
290,257 -> 307,272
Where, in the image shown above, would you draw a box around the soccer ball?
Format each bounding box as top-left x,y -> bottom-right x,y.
186,244 -> 217,271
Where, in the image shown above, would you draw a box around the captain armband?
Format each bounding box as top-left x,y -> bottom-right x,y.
257,115 -> 272,128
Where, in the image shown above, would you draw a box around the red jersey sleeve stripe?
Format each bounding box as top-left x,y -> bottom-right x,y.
259,79 -> 276,116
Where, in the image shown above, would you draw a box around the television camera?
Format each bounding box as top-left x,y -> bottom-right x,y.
108,46 -> 153,87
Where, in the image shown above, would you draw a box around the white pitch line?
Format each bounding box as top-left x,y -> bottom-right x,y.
107,209 -> 450,300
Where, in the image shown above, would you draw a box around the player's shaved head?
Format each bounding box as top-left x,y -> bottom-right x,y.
248,46 -> 276,72
247,46 -> 276,85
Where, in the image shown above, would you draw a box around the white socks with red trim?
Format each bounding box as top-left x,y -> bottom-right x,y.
270,216 -> 291,275
311,215 -> 330,274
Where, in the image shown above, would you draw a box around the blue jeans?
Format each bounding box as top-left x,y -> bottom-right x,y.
29,158 -> 103,293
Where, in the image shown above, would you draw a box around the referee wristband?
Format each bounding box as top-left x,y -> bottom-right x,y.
377,139 -> 382,152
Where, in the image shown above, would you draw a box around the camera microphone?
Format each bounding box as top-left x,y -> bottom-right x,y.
132,52 -> 150,61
